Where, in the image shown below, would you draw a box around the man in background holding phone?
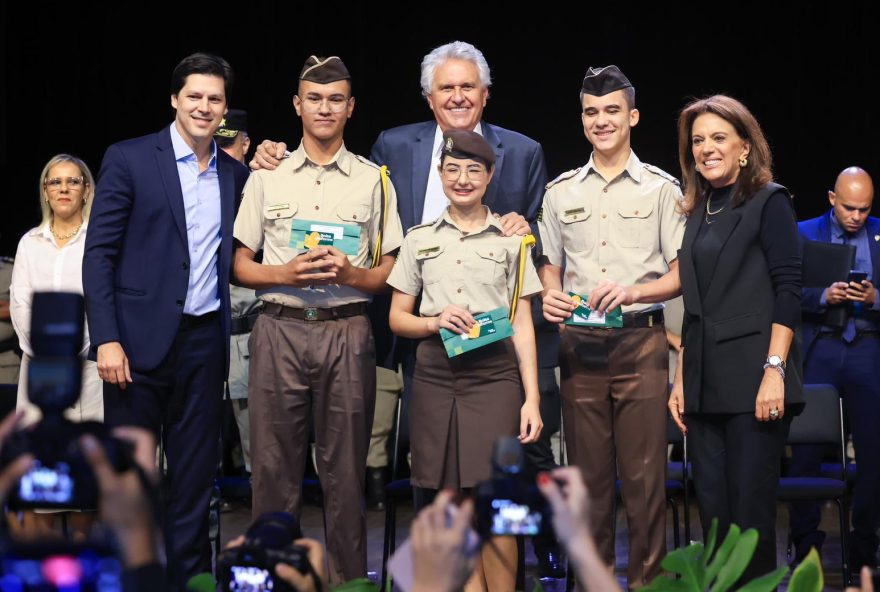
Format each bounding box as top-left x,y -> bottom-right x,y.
790,166 -> 880,578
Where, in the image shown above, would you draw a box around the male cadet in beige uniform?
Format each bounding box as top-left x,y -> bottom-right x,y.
232,56 -> 404,584
539,66 -> 685,589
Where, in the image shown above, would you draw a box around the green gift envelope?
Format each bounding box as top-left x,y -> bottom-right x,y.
439,307 -> 514,358
290,219 -> 361,256
563,292 -> 624,328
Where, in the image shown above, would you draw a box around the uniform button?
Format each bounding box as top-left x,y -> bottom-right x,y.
276,212 -> 281,218
489,252 -> 494,256
601,241 -> 606,246
634,210 -> 639,215
603,188 -> 608,193
314,205 -> 320,210
316,180 -> 321,185
601,268 -> 607,273
459,237 -> 465,242
457,288 -> 463,293
601,214 -> 607,219
456,260 -> 461,264
176,299 -> 183,306
181,262 -> 189,270
353,214 -> 358,220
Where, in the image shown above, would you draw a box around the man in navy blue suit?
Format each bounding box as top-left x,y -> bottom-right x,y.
83,52 -> 249,588
790,166 -> 880,575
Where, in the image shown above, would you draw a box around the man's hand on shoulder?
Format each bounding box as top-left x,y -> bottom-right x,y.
249,140 -> 288,171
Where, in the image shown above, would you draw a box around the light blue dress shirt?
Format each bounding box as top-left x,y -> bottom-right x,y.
169,123 -> 222,316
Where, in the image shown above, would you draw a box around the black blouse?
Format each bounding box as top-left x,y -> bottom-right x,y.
692,185 -> 801,330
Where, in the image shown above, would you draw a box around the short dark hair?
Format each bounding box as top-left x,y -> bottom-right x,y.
170,52 -> 234,99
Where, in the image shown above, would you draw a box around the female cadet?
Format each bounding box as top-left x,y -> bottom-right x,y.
388,129 -> 543,591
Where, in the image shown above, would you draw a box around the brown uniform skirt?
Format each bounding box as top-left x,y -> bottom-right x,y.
410,336 -> 523,489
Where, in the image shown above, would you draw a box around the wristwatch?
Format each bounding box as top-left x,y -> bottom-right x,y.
763,355 -> 786,379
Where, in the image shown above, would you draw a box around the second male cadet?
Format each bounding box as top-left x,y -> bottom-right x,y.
232,56 -> 403,584
539,66 -> 685,589
790,166 -> 880,574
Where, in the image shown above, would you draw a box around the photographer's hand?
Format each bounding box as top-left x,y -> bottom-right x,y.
0,411 -> 33,503
97,342 -> 133,389
274,538 -> 328,592
411,490 -> 476,592
537,467 -> 622,592
81,430 -> 158,568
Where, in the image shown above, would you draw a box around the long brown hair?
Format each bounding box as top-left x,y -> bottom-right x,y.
677,95 -> 773,215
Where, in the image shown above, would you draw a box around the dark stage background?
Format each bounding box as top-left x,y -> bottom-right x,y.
2,2 -> 878,254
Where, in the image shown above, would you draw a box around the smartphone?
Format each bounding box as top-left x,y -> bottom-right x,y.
848,270 -> 868,284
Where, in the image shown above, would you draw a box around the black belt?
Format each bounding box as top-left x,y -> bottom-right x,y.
262,302 -> 367,321
179,311 -> 220,332
230,312 -> 260,335
621,309 -> 664,329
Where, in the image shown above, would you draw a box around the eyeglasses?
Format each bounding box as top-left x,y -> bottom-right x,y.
297,95 -> 351,113
440,165 -> 488,182
44,177 -> 86,191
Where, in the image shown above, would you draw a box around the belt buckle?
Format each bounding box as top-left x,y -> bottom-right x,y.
304,307 -> 319,321
648,314 -> 654,328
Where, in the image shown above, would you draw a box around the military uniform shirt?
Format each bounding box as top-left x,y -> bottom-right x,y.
538,150 -> 685,313
234,142 -> 404,308
388,207 -> 543,317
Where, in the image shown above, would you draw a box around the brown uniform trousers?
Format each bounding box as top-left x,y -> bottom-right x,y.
560,324 -> 668,589
248,308 -> 375,584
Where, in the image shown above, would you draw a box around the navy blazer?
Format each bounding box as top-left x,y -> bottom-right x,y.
368,120 -> 558,367
83,126 -> 249,372
798,211 -> 880,352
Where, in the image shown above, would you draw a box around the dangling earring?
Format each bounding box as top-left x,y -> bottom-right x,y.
694,163 -> 701,172
739,156 -> 748,168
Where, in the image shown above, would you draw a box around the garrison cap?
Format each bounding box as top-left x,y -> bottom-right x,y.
441,130 -> 495,166
300,55 -> 350,83
581,65 -> 633,96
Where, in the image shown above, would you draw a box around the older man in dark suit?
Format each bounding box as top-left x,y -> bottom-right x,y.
83,52 -> 249,588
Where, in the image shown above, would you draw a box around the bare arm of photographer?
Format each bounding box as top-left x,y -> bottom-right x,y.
537,467 -> 622,592
411,490 -> 476,592
81,429 -> 159,570
845,566 -> 876,592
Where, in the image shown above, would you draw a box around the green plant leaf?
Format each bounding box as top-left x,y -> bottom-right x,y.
660,544 -> 704,587
736,565 -> 789,592
331,578 -> 380,592
703,524 -> 742,589
641,576 -> 698,591
702,518 -> 719,566
531,580 -> 545,592
710,529 -> 758,592
787,548 -> 823,592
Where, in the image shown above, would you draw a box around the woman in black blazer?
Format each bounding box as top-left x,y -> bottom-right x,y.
588,95 -> 802,580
